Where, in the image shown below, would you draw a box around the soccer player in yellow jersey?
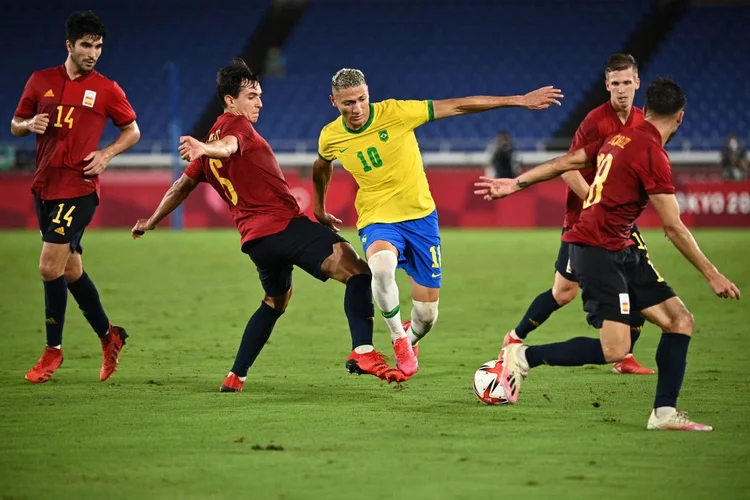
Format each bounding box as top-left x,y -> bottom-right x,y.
313,68 -> 563,378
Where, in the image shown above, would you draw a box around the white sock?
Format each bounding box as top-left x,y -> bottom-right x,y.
49,345 -> 61,350
354,345 -> 374,354
407,299 -> 439,345
368,250 -> 406,342
509,330 -> 522,342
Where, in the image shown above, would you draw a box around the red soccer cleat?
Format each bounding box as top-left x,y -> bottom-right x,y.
392,337 -> 419,377
25,346 -> 64,383
612,353 -> 655,375
220,372 -> 244,392
345,350 -> 407,384
100,326 -> 128,381
402,321 -> 419,357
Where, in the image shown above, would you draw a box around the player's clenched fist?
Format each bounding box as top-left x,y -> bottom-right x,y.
26,113 -> 50,134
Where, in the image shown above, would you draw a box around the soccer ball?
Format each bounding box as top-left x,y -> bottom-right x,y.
473,360 -> 509,405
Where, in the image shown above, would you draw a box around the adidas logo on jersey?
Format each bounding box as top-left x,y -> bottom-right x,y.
54,227 -> 65,236
44,89 -> 55,97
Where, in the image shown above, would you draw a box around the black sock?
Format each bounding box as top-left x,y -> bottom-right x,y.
231,302 -> 283,378
525,337 -> 606,368
654,333 -> 691,408
344,273 -> 375,349
67,271 -> 110,338
515,289 -> 561,338
43,276 -> 68,347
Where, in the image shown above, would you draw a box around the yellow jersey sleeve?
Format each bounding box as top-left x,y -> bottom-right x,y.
317,127 -> 335,162
384,99 -> 434,131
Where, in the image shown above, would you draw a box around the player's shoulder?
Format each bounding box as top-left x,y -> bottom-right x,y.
27,66 -> 63,83
584,102 -> 611,121
319,115 -> 342,138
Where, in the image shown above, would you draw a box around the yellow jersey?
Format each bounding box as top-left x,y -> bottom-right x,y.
318,99 -> 436,229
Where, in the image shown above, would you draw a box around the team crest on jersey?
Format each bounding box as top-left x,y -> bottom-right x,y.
82,90 -> 97,108
378,129 -> 389,142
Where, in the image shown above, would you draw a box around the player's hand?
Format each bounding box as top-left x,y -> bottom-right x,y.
178,136 -> 206,161
131,219 -> 156,239
314,211 -> 342,232
473,176 -> 518,201
26,113 -> 50,134
706,271 -> 741,300
83,150 -> 113,176
520,86 -> 564,110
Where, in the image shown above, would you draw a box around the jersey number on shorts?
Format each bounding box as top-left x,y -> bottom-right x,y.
356,147 -> 383,172
52,204 -> 76,227
53,106 -> 74,129
583,153 -> 613,209
429,245 -> 442,268
209,158 -> 238,206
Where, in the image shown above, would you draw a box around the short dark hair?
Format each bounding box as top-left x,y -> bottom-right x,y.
645,77 -> 686,116
216,58 -> 260,105
605,53 -> 638,76
66,11 -> 106,44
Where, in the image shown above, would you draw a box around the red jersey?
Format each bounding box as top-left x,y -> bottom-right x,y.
562,121 -> 676,251
563,102 -> 644,228
14,65 -> 137,200
184,113 -> 303,245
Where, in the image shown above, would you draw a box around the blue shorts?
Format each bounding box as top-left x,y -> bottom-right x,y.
358,210 -> 442,288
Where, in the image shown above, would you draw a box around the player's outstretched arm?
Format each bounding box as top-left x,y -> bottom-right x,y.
131,174 -> 200,238
474,148 -> 591,200
650,193 -> 741,300
178,135 -> 239,161
83,121 -> 141,176
432,86 -> 563,120
561,170 -> 590,200
312,156 -> 342,231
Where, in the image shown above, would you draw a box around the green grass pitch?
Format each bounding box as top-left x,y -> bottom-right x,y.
0,228 -> 748,499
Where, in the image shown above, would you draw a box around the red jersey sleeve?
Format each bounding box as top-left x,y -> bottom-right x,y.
14,74 -> 38,119
640,147 -> 676,195
184,159 -> 206,182
221,116 -> 255,155
568,115 -> 599,152
107,82 -> 137,127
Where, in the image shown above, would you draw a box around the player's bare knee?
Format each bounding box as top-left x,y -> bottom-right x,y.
323,242 -> 369,283
668,310 -> 695,335
64,259 -> 83,282
264,287 -> 292,312
601,341 -> 630,363
552,276 -> 578,305
39,257 -> 66,281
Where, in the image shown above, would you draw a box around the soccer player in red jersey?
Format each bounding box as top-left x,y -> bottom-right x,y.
476,78 -> 741,430
131,59 -> 406,391
11,11 -> 140,384
502,54 -> 654,375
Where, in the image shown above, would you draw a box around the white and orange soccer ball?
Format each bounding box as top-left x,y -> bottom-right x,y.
473,360 -> 510,405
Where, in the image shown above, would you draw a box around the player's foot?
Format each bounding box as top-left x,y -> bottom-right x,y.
345,350 -> 407,384
392,337 -> 418,377
612,353 -> 654,375
502,330 -> 524,348
647,408 -> 712,431
25,346 -> 64,383
498,343 -> 529,404
220,372 -> 244,392
403,321 -> 419,357
100,325 -> 128,382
